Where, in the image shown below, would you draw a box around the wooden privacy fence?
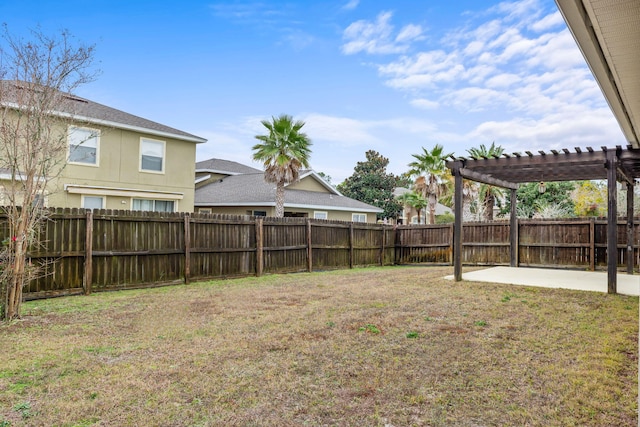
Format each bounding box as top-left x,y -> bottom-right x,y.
395,217 -> 640,270
0,209 -> 637,300
0,209 -> 395,300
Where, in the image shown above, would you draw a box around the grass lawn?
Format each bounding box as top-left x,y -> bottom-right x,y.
0,266 -> 637,426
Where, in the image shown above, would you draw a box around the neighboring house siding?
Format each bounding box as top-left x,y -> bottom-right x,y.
1,82 -> 205,212
48,128 -> 197,211
287,177 -> 328,192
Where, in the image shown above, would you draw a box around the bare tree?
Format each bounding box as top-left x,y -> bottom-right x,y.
0,25 -> 97,320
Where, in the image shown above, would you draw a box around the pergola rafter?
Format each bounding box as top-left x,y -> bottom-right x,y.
446,146 -> 640,294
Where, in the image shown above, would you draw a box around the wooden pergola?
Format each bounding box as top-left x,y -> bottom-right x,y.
446,145 -> 640,294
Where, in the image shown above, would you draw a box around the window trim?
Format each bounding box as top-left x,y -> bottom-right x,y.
314,211 -> 328,220
132,198 -> 176,212
68,126 -> 100,167
82,195 -> 105,210
352,213 -> 367,223
139,137 -> 166,174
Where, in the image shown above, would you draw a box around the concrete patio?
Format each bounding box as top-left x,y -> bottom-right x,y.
445,266 -> 640,297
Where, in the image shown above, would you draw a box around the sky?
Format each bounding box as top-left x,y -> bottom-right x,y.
0,0 -> 627,184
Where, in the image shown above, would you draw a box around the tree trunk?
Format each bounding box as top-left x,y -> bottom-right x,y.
275,182 -> 285,218
4,215 -> 29,320
484,194 -> 495,221
428,194 -> 437,224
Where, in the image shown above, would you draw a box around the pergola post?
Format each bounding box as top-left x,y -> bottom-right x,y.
606,150 -> 618,294
510,188 -> 518,267
627,181 -> 635,275
453,162 -> 463,281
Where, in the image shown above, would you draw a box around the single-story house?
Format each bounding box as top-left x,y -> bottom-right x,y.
195,158 -> 383,222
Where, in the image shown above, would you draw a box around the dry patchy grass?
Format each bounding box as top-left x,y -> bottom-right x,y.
0,266 -> 637,426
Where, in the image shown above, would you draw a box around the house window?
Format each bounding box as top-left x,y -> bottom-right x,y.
314,211 -> 328,220
32,194 -> 45,207
133,199 -> 175,212
68,127 -> 99,165
140,138 -> 165,173
83,196 -> 104,210
252,210 -> 267,217
199,208 -> 212,214
352,213 -> 367,223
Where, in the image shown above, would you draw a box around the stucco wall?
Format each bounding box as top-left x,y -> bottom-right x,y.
48,125 -> 197,211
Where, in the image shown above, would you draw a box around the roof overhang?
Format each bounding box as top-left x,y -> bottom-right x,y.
556,0 -> 640,148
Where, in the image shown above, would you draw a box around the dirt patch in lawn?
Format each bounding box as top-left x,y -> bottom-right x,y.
1,266 -> 637,426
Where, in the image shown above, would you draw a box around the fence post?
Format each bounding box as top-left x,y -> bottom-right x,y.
255,217 -> 263,276
83,210 -> 93,295
380,225 -> 385,266
626,182 -> 634,274
306,219 -> 313,272
184,214 -> 191,284
349,223 -> 354,269
449,223 -> 454,265
510,189 -> 518,267
589,217 -> 595,271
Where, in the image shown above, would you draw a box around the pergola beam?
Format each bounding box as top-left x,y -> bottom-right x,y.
458,168 -> 519,190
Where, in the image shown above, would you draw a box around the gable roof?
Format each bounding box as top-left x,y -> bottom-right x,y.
296,170 -> 343,195
195,173 -> 382,213
0,80 -> 206,144
196,158 -> 262,175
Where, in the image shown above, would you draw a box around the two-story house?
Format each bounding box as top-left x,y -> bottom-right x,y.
0,80 -> 206,212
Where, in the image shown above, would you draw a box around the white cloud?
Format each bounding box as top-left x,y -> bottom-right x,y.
411,98 -> 439,109
485,72 -> 521,88
195,130 -> 254,164
530,11 -> 564,32
491,0 -> 541,24
302,114 -> 383,146
341,11 -> 423,55
351,0 -> 613,124
342,0 -> 359,11
469,108 -> 625,152
396,24 -> 424,43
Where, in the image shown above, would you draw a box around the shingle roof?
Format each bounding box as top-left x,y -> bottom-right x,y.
195,173 -> 383,213
0,80 -> 206,143
196,158 -> 262,174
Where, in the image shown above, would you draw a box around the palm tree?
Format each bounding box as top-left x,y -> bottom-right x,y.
466,142 -> 505,221
396,190 -> 428,224
252,114 -> 312,217
441,174 -> 479,221
407,144 -> 453,224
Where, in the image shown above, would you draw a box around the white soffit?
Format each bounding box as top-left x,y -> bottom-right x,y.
556,0 -> 640,148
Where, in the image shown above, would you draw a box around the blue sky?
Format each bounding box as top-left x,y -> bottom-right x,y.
0,0 -> 626,183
